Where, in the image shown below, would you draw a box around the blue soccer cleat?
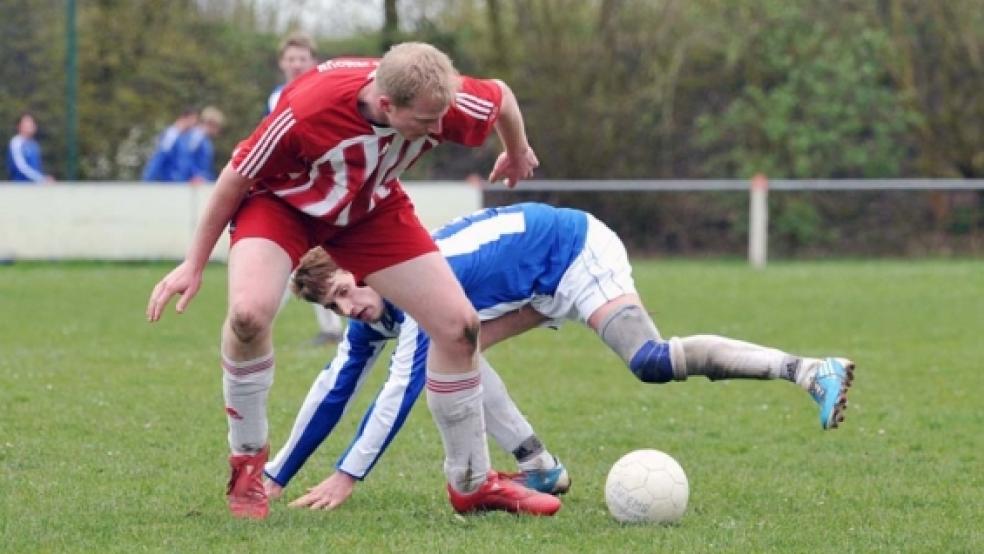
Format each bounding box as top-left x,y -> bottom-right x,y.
504,458 -> 571,495
809,357 -> 855,429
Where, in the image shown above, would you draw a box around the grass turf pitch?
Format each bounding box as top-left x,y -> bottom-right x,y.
1,259 -> 982,552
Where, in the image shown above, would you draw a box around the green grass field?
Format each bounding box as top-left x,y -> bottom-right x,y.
1,259 -> 982,552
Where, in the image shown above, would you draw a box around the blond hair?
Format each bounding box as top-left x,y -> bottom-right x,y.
279,32 -> 317,59
200,106 -> 224,127
292,247 -> 343,304
376,42 -> 459,108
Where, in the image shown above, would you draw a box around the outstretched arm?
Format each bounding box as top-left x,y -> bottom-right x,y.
145,163 -> 254,321
265,322 -> 390,495
291,318 -> 427,510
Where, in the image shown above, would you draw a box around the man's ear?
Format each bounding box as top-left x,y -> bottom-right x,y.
378,95 -> 393,114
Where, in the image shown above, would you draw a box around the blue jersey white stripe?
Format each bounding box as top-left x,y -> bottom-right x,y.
436,203 -> 587,315
264,306 -> 403,485
337,319 -> 429,479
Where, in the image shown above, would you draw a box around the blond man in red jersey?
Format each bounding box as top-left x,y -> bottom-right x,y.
146,42 -> 556,519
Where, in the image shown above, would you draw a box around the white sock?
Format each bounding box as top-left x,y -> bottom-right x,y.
675,335 -> 802,382
222,352 -> 274,455
478,356 -> 556,471
516,443 -> 556,472
793,357 -> 824,391
425,368 -> 489,493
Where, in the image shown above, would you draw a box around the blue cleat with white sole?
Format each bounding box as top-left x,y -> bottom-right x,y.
809,357 -> 855,429
504,458 -> 571,495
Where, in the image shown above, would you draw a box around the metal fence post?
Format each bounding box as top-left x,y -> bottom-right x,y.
749,174 -> 768,268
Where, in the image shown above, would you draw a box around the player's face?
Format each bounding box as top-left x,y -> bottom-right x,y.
382,95 -> 449,140
203,119 -> 222,137
322,271 -> 384,323
17,115 -> 36,137
280,46 -> 317,82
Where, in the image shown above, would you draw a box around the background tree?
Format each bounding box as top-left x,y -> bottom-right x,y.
0,0 -> 69,178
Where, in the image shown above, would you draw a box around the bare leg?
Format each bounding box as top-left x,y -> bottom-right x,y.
222,238 -> 293,454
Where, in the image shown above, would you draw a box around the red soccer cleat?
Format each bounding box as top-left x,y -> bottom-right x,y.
227,446 -> 269,519
447,470 -> 562,516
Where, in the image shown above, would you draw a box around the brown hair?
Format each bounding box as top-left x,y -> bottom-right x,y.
375,42 -> 459,108
292,247 -> 342,303
278,32 -> 317,59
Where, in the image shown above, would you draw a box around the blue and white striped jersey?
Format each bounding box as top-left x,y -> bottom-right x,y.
6,135 -> 45,182
264,203 -> 588,485
436,203 -> 587,318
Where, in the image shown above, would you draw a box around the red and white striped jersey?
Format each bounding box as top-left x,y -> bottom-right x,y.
231,58 -> 502,226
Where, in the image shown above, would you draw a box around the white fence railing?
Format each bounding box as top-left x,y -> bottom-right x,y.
491,178 -> 984,267
0,181 -> 481,261
2,178 -> 980,263
498,179 -> 984,191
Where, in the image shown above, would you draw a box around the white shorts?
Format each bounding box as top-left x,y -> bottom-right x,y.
530,214 -> 636,326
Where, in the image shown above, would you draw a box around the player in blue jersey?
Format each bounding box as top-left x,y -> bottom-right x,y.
265,202 -> 854,512
175,106 -> 224,183
6,113 -> 52,183
142,108 -> 198,183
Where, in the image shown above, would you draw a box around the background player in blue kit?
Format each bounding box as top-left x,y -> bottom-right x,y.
7,112 -> 53,183
265,202 -> 855,512
176,106 -> 224,183
142,108 -> 198,183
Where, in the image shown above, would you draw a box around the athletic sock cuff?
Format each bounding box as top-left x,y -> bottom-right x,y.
426,369 -> 481,394
221,352 -> 275,377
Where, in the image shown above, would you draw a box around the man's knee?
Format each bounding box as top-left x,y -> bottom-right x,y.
598,304 -> 685,383
430,309 -> 480,355
628,340 -> 674,383
227,304 -> 272,344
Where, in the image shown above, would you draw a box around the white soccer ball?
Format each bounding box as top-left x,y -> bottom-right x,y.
605,449 -> 689,524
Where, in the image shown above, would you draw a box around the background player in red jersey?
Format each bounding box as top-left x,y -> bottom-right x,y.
145,42 -> 553,519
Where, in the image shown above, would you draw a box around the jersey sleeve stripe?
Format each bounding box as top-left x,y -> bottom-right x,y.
455,93 -> 494,121
9,136 -> 45,182
240,109 -> 295,178
238,109 -> 296,178
456,92 -> 494,110
454,103 -> 490,121
263,325 -> 389,486
335,318 -> 427,479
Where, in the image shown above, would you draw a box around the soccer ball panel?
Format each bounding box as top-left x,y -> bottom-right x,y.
605,449 -> 689,523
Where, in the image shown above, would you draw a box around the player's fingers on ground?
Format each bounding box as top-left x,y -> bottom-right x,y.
288,494 -> 314,508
